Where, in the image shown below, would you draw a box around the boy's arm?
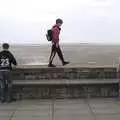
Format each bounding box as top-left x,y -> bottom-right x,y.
9,52 -> 17,65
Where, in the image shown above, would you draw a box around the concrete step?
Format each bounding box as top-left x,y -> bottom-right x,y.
12,79 -> 119,99
13,79 -> 119,85
10,66 -> 119,99
12,66 -> 117,80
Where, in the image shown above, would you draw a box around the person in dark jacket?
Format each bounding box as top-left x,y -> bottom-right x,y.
48,18 -> 69,67
0,43 -> 17,103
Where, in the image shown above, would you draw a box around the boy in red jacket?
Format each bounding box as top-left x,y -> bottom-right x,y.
48,18 -> 69,67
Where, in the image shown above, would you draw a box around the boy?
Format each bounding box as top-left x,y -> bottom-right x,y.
0,43 -> 17,103
48,18 -> 69,67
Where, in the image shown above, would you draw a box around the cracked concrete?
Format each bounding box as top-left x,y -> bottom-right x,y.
0,98 -> 120,120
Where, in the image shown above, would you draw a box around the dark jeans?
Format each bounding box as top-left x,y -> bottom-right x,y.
0,70 -> 12,102
49,44 -> 65,64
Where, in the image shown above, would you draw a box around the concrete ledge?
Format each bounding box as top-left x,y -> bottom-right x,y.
12,79 -> 119,85
14,65 -> 117,69
12,66 -> 117,80
15,64 -> 117,68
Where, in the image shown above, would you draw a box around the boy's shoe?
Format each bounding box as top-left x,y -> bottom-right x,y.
63,61 -> 70,66
48,63 -> 56,67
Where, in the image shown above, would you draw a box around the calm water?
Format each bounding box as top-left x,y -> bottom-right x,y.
1,44 -> 120,67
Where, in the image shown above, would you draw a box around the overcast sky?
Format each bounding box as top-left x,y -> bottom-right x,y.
0,0 -> 120,44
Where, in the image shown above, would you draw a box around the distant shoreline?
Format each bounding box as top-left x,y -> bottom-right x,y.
1,43 -> 120,46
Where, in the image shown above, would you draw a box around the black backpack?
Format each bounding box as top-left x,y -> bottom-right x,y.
46,29 -> 52,41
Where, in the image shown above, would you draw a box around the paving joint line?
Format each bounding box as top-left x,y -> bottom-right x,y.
9,102 -> 21,120
84,98 -> 96,120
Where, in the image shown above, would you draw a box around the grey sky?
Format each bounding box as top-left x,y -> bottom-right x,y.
0,0 -> 120,44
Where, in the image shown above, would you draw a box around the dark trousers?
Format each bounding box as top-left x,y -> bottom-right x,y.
49,44 -> 65,64
0,70 -> 12,102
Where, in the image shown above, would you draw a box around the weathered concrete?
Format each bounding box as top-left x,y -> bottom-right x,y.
8,66 -> 119,99
12,66 -> 117,80
0,98 -> 120,120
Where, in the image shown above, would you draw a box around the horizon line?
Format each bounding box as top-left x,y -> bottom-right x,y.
1,42 -> 120,46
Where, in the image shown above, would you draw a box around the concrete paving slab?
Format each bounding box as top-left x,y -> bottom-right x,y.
53,99 -> 85,104
0,110 -> 14,117
0,117 -> 10,120
14,110 -> 51,117
96,114 -> 120,120
54,115 -> 95,120
86,98 -> 117,102
0,98 -> 120,120
0,102 -> 20,110
17,105 -> 51,110
89,102 -> 120,114
54,108 -> 91,115
12,116 -> 51,120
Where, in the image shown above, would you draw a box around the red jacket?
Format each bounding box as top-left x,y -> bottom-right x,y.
52,24 -> 61,44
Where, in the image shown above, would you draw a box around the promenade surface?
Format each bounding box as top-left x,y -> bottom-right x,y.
1,98 -> 120,120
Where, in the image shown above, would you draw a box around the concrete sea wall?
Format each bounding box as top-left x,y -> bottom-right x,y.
10,66 -> 119,99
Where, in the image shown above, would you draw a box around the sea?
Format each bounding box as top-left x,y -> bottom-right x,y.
0,43 -> 120,67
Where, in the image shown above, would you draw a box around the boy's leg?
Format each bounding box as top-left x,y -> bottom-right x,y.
56,45 -> 69,65
6,83 -> 12,102
0,71 -> 6,102
4,71 -> 12,102
56,45 -> 65,63
48,44 -> 56,67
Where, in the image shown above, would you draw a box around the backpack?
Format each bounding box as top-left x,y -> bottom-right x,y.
46,29 -> 52,41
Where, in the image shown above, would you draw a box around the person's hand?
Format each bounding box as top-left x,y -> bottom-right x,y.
52,42 -> 59,48
55,43 -> 59,48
